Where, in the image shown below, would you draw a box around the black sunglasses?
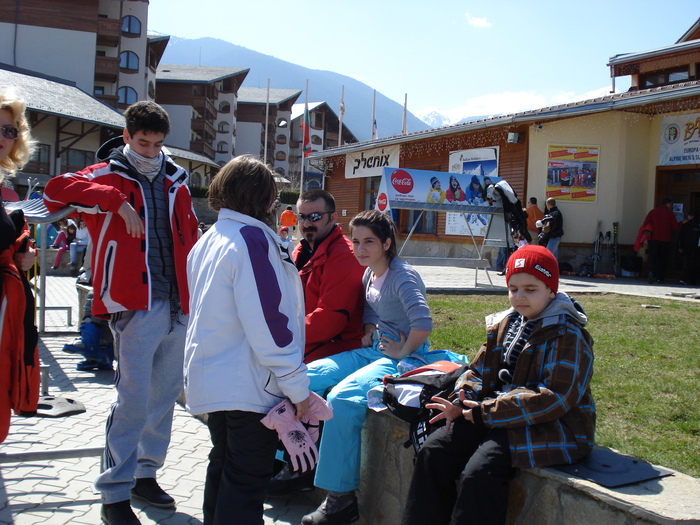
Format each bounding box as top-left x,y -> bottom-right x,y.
0,125 -> 19,140
298,211 -> 334,222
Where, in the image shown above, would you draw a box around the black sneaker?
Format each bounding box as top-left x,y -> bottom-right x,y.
301,492 -> 359,525
130,478 -> 175,509
101,500 -> 141,525
267,464 -> 316,495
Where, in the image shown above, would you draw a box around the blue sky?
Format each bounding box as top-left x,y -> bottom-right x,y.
149,1 -> 699,122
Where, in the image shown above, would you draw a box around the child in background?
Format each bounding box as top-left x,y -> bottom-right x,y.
513,231 -> 528,249
51,222 -> 76,270
403,245 -> 595,525
279,225 -> 291,253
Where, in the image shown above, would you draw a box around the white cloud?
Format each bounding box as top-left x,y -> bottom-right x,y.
465,13 -> 492,28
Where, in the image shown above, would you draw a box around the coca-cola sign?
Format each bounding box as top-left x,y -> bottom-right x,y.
376,193 -> 388,211
390,169 -> 414,194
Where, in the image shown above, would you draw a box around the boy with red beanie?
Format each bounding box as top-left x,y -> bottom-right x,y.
403,245 -> 595,525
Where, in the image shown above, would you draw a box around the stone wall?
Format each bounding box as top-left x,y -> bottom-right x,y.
356,410 -> 700,525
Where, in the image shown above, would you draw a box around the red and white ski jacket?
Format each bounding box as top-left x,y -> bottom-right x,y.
43,149 -> 199,316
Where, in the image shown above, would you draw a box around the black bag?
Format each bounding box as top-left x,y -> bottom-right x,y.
382,360 -> 470,453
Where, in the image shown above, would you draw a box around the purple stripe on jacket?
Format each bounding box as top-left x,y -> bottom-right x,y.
240,225 -> 293,347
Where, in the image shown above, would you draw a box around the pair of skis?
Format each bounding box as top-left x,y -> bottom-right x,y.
592,221 -> 618,276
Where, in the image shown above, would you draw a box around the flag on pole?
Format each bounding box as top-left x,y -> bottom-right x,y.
338,86 -> 345,146
371,90 -> 378,140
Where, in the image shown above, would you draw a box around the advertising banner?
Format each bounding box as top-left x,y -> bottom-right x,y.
345,145 -> 400,179
659,114 -> 700,165
546,144 -> 598,202
446,147 -> 500,235
375,167 -> 503,236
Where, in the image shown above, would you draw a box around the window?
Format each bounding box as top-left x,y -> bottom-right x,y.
641,67 -> 690,88
25,144 -> 51,174
61,148 -> 94,173
277,118 -> 288,128
219,101 -> 230,113
217,141 -> 228,153
94,86 -> 104,95
363,176 -> 382,210
117,86 -> 138,105
311,135 -> 322,145
276,134 -> 287,144
121,15 -> 141,36
218,122 -> 230,133
276,151 -> 287,161
404,210 -> 437,234
148,81 -> 155,99
119,51 -> 139,71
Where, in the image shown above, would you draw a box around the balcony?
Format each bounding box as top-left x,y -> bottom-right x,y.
94,56 -> 119,82
191,118 -> 216,142
190,139 -> 215,160
95,93 -> 119,109
192,96 -> 217,120
96,18 -> 120,47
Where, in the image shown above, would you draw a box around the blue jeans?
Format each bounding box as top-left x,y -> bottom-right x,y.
546,236 -> 561,259
308,341 -> 432,493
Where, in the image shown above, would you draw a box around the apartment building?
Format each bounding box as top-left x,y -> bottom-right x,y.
236,87 -> 302,179
290,101 -> 357,190
0,0 -> 166,108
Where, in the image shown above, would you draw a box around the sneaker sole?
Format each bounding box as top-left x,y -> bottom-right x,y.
130,492 -> 176,509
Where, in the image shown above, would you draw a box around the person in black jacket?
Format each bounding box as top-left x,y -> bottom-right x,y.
678,210 -> 700,285
543,198 -> 564,259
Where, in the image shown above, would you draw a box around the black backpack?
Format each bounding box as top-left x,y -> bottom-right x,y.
382,360 -> 470,454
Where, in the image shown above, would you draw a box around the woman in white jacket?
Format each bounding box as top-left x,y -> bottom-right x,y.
184,155 -> 310,525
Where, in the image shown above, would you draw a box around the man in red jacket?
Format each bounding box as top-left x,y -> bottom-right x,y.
293,190 -> 365,363
270,190 -> 365,494
44,101 -> 199,525
643,197 -> 681,284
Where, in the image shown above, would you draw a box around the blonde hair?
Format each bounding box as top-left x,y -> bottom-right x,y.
0,87 -> 36,176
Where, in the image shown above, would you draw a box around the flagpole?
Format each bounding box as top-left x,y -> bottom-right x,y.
371,90 -> 377,140
338,85 -> 345,147
402,93 -> 408,135
300,79 -> 308,193
264,78 -> 270,164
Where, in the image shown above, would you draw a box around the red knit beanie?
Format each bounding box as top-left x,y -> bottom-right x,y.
505,245 -> 559,293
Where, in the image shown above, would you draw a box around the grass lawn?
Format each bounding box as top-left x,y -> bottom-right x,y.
427,291 -> 700,478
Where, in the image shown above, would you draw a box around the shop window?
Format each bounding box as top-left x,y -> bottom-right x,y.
363,176 -> 381,210
404,210 -> 437,234
61,148 -> 94,173
25,144 -> 51,174
121,15 -> 142,36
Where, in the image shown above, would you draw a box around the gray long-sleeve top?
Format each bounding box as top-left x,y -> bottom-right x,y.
362,257 -> 433,342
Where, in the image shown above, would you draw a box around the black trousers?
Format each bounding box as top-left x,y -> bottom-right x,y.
204,410 -> 278,525
402,422 -> 514,525
648,240 -> 671,281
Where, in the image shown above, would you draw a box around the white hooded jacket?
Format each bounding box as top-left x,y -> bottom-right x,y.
184,208 -> 309,416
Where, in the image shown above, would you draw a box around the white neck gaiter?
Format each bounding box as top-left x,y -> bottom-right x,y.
123,144 -> 163,180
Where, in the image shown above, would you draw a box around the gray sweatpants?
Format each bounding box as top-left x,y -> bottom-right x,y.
95,298 -> 187,504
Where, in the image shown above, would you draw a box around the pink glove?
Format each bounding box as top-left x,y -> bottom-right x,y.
261,399 -> 318,473
300,391 -> 333,443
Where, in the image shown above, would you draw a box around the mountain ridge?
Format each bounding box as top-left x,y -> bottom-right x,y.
159,36 -> 431,142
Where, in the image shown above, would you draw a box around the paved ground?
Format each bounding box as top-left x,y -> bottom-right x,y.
0,270 -> 697,525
